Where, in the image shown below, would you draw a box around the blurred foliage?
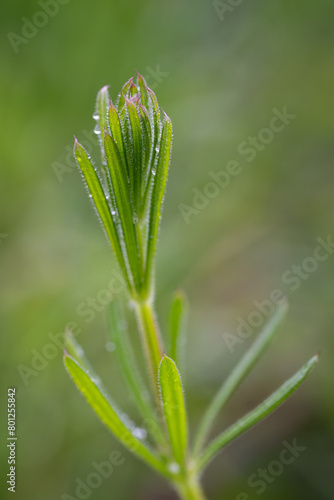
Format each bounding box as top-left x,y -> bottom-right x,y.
0,0 -> 334,499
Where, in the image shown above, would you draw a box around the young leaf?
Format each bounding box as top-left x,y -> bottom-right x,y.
193,301 -> 288,455
125,97 -> 143,209
74,140 -> 131,292
116,77 -> 133,111
64,332 -> 116,404
64,329 -> 90,370
137,104 -> 152,204
104,132 -> 141,291
136,73 -> 149,109
64,353 -> 169,477
159,356 -> 188,467
94,85 -> 110,147
144,113 -> 172,294
108,100 -> 128,175
142,86 -> 161,213
107,301 -> 166,447
129,81 -> 138,98
169,290 -> 188,367
119,106 -> 135,192
198,354 -> 319,470
146,86 -> 161,152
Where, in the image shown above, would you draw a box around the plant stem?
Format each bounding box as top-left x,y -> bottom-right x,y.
175,474 -> 207,500
134,299 -> 164,401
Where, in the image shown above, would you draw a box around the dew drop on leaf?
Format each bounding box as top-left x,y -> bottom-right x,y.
168,462 -> 180,474
132,427 -> 147,440
105,341 -> 116,352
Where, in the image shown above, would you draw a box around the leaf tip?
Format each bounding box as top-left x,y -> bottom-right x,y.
145,84 -> 153,93
161,108 -> 171,122
99,84 -> 110,94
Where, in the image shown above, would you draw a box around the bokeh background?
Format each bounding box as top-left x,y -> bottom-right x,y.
1,0 -> 334,499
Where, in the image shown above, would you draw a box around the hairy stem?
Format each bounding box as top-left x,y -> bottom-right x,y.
134,299 -> 164,401
175,474 -> 207,500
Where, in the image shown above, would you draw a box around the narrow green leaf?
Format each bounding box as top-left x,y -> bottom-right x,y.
116,77 -> 133,111
198,354 -> 319,470
74,140 -> 131,292
169,290 -> 188,367
95,85 -> 110,137
64,330 -> 90,369
94,85 -> 110,168
125,97 -> 143,209
104,132 -> 141,292
159,355 -> 188,467
64,353 -> 169,477
142,86 -> 161,212
119,107 -> 135,193
109,100 -> 128,176
129,81 -> 138,98
137,72 -> 149,110
146,86 -> 161,149
137,103 -> 152,198
145,113 -> 172,294
64,332 -> 116,404
107,301 -> 166,447
193,301 -> 288,455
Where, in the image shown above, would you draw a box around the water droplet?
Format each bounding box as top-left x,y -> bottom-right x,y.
94,124 -> 101,135
132,427 -> 147,440
93,113 -> 99,120
105,341 -> 116,352
168,463 -> 180,474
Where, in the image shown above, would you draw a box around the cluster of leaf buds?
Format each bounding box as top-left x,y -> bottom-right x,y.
74,74 -> 172,301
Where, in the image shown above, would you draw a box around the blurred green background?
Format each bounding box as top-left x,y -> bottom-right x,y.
1,0 -> 334,498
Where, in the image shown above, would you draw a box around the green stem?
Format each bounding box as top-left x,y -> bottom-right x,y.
174,474 -> 207,500
134,299 -> 164,401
